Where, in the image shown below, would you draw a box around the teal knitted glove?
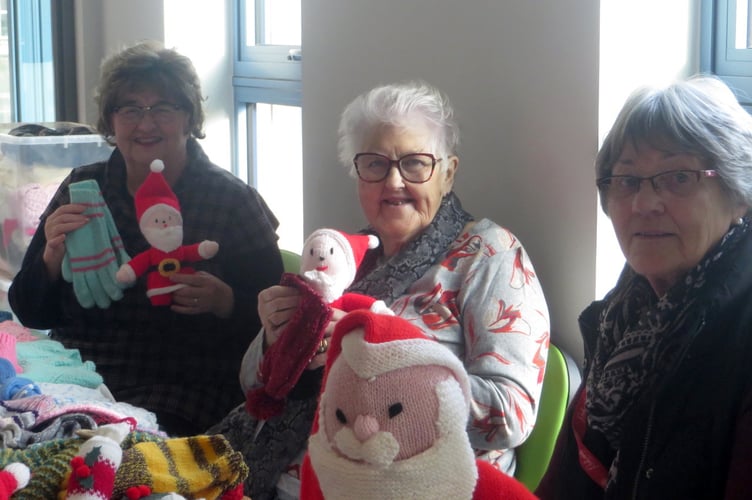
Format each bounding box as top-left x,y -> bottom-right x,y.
62,180 -> 130,309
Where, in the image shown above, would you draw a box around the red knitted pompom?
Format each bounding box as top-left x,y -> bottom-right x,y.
74,464 -> 91,478
125,484 -> 152,499
220,483 -> 245,500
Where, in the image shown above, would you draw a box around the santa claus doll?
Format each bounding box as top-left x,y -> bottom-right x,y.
246,228 -> 384,420
299,310 -> 536,500
115,159 -> 218,306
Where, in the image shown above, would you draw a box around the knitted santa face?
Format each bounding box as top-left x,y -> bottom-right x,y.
139,204 -> 184,253
300,229 -> 378,303
305,310 -> 479,499
135,160 -> 183,252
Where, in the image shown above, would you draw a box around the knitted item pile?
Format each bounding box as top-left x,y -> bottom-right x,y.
0,431 -> 246,499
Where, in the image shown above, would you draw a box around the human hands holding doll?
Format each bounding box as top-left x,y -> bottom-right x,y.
250,228 -> 386,418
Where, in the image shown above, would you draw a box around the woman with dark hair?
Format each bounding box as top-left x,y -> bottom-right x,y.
9,40 -> 283,436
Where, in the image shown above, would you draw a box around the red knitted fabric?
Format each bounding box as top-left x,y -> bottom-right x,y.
245,273 -> 332,419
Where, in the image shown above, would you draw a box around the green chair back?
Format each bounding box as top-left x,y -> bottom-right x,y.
514,343 -> 576,492
280,249 -> 301,274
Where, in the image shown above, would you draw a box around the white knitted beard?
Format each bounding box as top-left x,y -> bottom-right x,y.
141,225 -> 183,252
302,269 -> 346,303
333,426 -> 400,468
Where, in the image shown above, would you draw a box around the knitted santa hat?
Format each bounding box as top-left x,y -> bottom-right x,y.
306,229 -> 379,281
323,310 -> 471,412
0,462 -> 30,499
134,159 -> 180,221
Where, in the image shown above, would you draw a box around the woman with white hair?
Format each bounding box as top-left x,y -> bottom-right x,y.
211,81 -> 550,499
537,75 -> 752,499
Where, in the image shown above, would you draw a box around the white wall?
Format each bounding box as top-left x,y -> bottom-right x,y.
75,0 -> 165,126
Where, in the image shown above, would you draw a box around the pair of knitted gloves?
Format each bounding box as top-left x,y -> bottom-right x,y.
61,180 -> 131,309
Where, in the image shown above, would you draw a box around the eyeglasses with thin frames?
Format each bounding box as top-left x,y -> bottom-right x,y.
113,103 -> 183,125
353,153 -> 441,183
596,169 -> 719,200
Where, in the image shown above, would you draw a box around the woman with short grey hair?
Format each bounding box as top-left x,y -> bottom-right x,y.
538,75 -> 752,499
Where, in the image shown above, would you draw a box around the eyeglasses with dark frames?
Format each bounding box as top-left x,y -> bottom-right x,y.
353,153 -> 441,183
596,169 -> 719,199
113,103 -> 183,125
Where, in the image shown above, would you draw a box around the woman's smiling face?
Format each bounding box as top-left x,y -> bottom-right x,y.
356,123 -> 457,257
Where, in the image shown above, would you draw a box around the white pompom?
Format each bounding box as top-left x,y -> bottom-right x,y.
4,462 -> 30,490
367,234 -> 379,249
150,159 -> 165,173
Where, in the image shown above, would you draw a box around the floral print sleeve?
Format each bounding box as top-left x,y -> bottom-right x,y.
389,219 -> 550,472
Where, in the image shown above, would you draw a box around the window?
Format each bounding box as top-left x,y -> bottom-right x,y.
0,0 -> 75,123
233,0 -> 303,252
701,0 -> 752,110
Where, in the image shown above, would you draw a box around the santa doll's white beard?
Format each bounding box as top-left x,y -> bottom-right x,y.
333,426 -> 400,467
141,226 -> 183,252
302,270 -> 346,303
309,423 -> 477,500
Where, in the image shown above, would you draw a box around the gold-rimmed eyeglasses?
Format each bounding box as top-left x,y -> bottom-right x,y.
353,153 -> 441,183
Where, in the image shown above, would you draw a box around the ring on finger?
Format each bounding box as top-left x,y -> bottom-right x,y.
315,337 -> 329,355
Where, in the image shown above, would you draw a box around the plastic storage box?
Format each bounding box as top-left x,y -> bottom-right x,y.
0,123 -> 113,280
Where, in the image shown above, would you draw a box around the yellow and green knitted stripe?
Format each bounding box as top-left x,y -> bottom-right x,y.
113,434 -> 248,498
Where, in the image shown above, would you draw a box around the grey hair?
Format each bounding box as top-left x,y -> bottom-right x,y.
596,75 -> 752,214
337,81 -> 460,177
95,40 -> 206,145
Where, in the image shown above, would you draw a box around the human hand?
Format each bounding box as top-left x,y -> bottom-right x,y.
306,307 -> 346,370
43,203 -> 89,280
169,271 -> 234,318
257,285 -> 301,347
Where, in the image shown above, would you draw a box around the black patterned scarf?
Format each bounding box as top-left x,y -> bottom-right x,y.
586,219 -> 750,454
347,191 -> 474,303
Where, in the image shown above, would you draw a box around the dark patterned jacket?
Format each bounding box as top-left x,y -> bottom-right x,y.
537,230 -> 752,499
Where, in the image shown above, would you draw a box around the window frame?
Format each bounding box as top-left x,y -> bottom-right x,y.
232,0 -> 301,183
2,0 -> 75,123
701,0 -> 752,109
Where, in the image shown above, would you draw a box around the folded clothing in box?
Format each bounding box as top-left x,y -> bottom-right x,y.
0,123 -> 113,277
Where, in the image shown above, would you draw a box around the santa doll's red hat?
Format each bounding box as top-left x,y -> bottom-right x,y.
134,159 -> 180,220
324,310 -> 471,408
